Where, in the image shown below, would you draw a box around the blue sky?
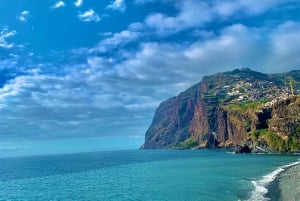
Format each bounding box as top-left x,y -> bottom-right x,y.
0,0 -> 300,157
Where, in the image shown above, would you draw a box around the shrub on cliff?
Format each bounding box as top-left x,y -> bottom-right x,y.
287,125 -> 300,152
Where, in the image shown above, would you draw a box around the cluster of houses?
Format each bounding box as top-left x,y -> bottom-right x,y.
217,79 -> 294,106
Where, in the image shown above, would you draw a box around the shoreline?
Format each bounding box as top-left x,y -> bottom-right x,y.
266,161 -> 300,201
265,170 -> 282,201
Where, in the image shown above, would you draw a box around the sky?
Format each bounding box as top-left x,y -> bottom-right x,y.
0,0 -> 300,157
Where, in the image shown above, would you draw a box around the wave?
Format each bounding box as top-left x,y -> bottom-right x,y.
247,160 -> 300,201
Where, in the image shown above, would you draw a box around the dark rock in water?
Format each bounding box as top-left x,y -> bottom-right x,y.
235,145 -> 251,154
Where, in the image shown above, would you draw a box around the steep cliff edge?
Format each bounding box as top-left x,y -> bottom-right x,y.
143,84 -> 200,149
143,68 -> 300,152
269,96 -> 300,135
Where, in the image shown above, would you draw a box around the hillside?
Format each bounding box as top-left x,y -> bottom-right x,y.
142,68 -> 300,152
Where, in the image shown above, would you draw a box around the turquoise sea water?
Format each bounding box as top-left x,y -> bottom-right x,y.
0,150 -> 299,201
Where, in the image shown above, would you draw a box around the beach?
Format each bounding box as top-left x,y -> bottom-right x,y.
266,160 -> 300,201
277,163 -> 300,201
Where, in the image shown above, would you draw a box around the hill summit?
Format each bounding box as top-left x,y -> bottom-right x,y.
142,68 -> 300,152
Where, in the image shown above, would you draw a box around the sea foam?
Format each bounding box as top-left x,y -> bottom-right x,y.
248,160 -> 300,201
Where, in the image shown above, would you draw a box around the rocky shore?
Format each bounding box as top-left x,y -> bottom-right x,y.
266,161 -> 300,201
278,163 -> 300,200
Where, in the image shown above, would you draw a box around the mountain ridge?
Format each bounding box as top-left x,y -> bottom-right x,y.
142,68 -> 300,152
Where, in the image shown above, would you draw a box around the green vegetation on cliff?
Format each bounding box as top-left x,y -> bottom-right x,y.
251,126 -> 300,152
171,137 -> 199,149
287,126 -> 300,151
251,129 -> 287,152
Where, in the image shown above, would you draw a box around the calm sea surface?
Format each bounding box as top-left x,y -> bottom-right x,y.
0,149 -> 298,201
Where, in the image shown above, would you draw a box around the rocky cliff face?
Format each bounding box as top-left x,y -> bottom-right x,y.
144,84 -> 200,148
143,68 -> 300,150
269,96 -> 300,136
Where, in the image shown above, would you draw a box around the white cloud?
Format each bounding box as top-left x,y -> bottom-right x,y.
74,0 -> 83,7
109,22 -> 299,85
268,21 -> 300,70
112,42 -> 189,83
192,29 -> 215,38
18,10 -> 30,22
0,76 -> 33,102
125,101 -> 160,110
213,1 -> 241,17
135,0 -> 155,4
105,30 -> 140,45
52,1 -> 66,9
87,56 -> 113,71
143,0 -> 288,36
128,22 -> 145,31
107,0 -> 126,12
213,0 -> 284,17
0,63 -> 155,139
21,10 -> 30,16
0,28 -> 17,48
238,0 -> 283,15
100,32 -> 113,37
18,16 -> 27,22
134,0 -> 172,5
183,24 -> 266,73
144,1 -> 213,36
78,9 -> 101,22
92,30 -> 140,53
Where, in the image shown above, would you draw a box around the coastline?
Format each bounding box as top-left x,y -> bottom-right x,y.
266,161 -> 300,201
265,170 -> 281,201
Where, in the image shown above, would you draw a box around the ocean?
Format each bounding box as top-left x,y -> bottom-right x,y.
0,149 -> 299,201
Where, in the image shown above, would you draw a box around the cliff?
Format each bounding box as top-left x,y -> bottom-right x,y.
143,68 -> 300,152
